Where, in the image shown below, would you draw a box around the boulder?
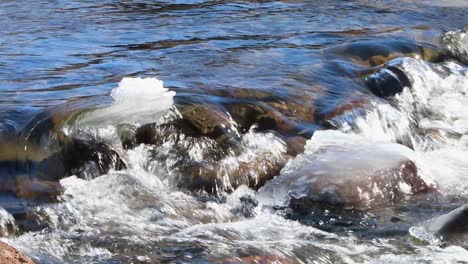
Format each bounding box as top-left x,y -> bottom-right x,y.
258,131 -> 437,209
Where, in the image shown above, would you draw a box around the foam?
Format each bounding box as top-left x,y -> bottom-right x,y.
79,77 -> 175,126
442,27 -> 468,61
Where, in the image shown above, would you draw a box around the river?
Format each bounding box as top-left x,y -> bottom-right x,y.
0,1 -> 467,263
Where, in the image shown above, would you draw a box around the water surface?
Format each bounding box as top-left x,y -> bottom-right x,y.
0,1 -> 467,263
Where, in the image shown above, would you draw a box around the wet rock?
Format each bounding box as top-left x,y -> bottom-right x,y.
172,89 -> 318,140
0,241 -> 35,264
284,136 -> 307,156
317,93 -> 371,127
117,123 -> 137,149
0,135 -> 126,201
36,134 -> 127,181
133,94 -> 314,192
0,97 -> 125,182
213,255 -> 299,264
258,131 -> 437,209
225,101 -> 316,138
177,104 -> 237,139
419,204 -> 468,248
19,96 -> 105,154
442,27 -> 468,64
137,113 -> 290,193
135,104 -> 240,148
364,60 -> 412,98
328,40 -> 444,66
182,153 -> 290,193
14,176 -> 63,201
135,122 -> 179,146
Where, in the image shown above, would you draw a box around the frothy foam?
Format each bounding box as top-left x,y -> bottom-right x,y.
79,77 -> 175,126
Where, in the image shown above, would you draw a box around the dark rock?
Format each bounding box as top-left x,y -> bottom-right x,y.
421,204 -> 468,248
135,104 -> 240,148
284,136 -> 307,156
364,62 -> 411,98
117,123 -> 137,149
36,134 -> 127,181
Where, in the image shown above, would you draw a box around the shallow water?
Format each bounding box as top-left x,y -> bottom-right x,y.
0,1 -> 467,263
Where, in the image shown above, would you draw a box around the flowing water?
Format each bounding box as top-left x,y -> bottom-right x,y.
0,1 -> 467,263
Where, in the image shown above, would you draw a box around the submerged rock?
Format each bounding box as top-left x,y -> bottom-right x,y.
0,135 -> 126,201
0,100 -> 127,200
414,204 -> 468,248
36,134 -> 127,181
0,241 -> 34,264
327,40 -> 445,66
131,100 -> 308,193
317,92 -> 372,127
182,152 -> 290,193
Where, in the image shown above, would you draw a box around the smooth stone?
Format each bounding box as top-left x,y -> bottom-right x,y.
421,204 -> 468,248
364,60 -> 411,98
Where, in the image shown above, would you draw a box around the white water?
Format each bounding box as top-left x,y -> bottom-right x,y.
78,77 -> 176,127
3,51 -> 468,262
443,27 -> 468,61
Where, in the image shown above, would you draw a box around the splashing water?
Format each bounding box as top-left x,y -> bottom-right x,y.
0,2 -> 467,261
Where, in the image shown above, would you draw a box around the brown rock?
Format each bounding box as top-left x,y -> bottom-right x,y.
177,104 -> 235,137
14,176 -> 63,201
0,241 -> 35,264
285,136 -> 307,156
183,153 -> 290,193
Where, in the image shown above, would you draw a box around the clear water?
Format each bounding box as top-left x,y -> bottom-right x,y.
0,1 -> 467,263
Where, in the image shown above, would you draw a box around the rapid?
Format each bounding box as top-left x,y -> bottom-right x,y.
0,1 -> 467,263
